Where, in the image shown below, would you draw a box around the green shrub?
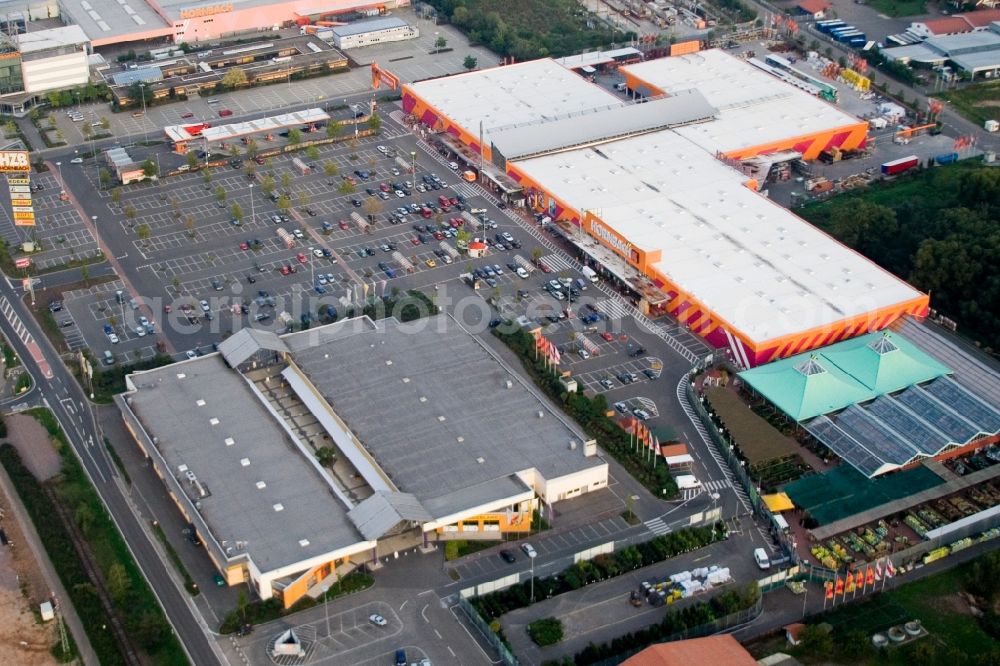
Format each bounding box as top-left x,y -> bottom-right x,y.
528,617 -> 564,646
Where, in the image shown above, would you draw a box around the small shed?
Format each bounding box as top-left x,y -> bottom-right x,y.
796,0 -> 830,19
39,601 -> 54,622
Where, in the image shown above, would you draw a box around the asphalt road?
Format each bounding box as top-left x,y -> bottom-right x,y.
0,275 -> 224,666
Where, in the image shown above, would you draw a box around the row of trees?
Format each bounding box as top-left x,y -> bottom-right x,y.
428,0 -> 637,61
801,165 -> 1000,354
494,326 -> 678,497
472,523 -> 725,621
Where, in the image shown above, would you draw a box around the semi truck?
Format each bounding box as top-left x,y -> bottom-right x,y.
349,211 -> 370,232
394,156 -> 413,173
460,211 -> 482,230
934,152 -> 959,165
881,155 -> 919,176
292,157 -> 311,175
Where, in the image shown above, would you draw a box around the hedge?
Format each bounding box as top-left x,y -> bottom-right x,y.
22,409 -> 189,666
472,522 -> 726,620
557,584 -> 760,665
493,327 -> 677,498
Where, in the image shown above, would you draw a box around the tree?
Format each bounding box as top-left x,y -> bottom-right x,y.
323,161 -> 339,178
245,139 -> 258,158
141,159 -> 158,178
798,624 -> 833,658
133,612 -> 169,651
434,35 -> 447,50
231,202 -> 243,222
276,195 -> 291,213
306,145 -> 320,160
99,117 -> 110,131
80,265 -> 90,286
367,113 -> 382,133
99,169 -> 112,189
228,144 -> 241,158
315,446 -> 336,466
111,188 -> 122,205
186,151 -> 199,169
338,179 -> 355,195
107,563 -> 131,605
136,223 -> 151,244
260,174 -> 275,195
244,162 -> 256,179
184,215 -> 195,238
287,128 -> 302,145
967,550 -> 1000,604
202,169 -> 212,185
222,67 -> 248,89
296,190 -> 310,207
281,171 -> 292,190
362,197 -> 383,218
123,204 -> 137,223
74,503 -> 96,536
81,122 -> 92,140
463,55 -> 478,70
214,185 -> 227,203
531,247 -> 544,263
326,122 -> 343,139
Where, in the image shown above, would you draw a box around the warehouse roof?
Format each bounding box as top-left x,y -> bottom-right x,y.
513,131 -> 925,345
15,25 -> 89,54
218,327 -> 288,367
124,356 -> 366,572
331,16 -> 410,37
555,47 -> 642,69
406,58 -> 622,147
290,315 -> 604,518
489,91 -> 716,161
621,50 -> 864,155
59,0 -> 168,42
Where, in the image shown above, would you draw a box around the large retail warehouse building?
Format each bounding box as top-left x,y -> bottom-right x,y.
117,316 -> 606,608
402,49 -> 927,367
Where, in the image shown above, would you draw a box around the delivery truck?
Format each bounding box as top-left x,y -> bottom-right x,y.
881,155 -> 919,176
276,227 -> 295,248
292,157 -> 311,175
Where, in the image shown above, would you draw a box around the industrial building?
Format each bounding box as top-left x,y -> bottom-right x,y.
116,315 -> 607,608
0,0 -> 408,48
882,21 -> 1000,80
0,25 -> 89,115
402,50 -> 927,367
329,16 -> 417,50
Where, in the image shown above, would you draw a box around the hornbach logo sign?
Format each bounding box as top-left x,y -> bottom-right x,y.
591,219 -> 632,257
0,151 -> 30,172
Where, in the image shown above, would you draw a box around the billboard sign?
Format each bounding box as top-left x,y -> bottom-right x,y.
0,151 -> 30,173
14,257 -> 30,269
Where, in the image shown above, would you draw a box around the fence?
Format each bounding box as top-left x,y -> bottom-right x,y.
684,373 -> 799,564
583,593 -> 764,666
457,595 -> 519,666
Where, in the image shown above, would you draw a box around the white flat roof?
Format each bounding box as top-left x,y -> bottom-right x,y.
622,50 -> 863,154
201,108 -> 329,143
15,25 -> 89,53
407,58 -> 623,147
514,131 -> 924,344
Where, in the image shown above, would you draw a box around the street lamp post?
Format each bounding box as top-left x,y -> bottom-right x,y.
249,183 -> 254,225
410,151 -> 416,182
55,161 -> 62,187
139,83 -> 149,143
321,585 -> 330,637
529,551 -> 536,603
308,247 -> 315,286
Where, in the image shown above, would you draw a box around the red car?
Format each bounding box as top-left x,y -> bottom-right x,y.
433,231 -> 444,240
439,205 -> 451,213
379,182 -> 390,192
253,156 -> 265,165
279,265 -> 291,275
410,237 -> 421,246
449,218 -> 462,228
181,112 -> 194,119
600,332 -> 614,342
218,108 -> 233,117
339,220 -> 349,230
539,262 -> 552,273
296,252 -> 307,264
449,197 -> 459,206
239,241 -> 249,250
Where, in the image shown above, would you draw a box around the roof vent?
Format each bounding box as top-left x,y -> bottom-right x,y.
402,377 -> 410,383
209,417 -> 220,426
240,457 -> 251,467
504,380 -> 513,389
419,396 -> 427,403
196,399 -> 206,407
476,457 -> 485,464
299,539 -> 310,547
437,415 -> 446,422
537,411 -> 544,418
224,437 -> 235,447
176,373 -> 186,379
386,360 -> 393,366
256,481 -> 266,489
569,440 -> 578,450
273,503 -> 284,512
456,436 -> 464,443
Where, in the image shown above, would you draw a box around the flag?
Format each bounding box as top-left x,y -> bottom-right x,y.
885,559 -> 895,578
550,341 -> 561,365
845,575 -> 855,593
855,570 -> 864,588
865,566 -> 875,586
834,576 -> 843,595
824,581 -> 834,599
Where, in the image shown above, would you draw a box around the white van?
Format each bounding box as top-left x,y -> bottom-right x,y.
581,266 -> 598,283
753,548 -> 771,570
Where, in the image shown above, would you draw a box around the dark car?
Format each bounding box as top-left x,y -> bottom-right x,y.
499,549 -> 517,564
351,199 -> 362,207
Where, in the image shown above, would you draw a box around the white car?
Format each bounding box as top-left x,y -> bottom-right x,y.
577,349 -> 590,360
394,190 -> 405,198
185,350 -> 197,360
516,267 -> 529,279
520,543 -> 537,558
313,248 -> 324,258
368,613 -> 388,627
108,333 -> 120,344
135,325 -> 147,337
292,229 -> 305,239
377,145 -> 388,154
70,157 -> 84,164
391,167 -> 400,176
199,299 -> 210,312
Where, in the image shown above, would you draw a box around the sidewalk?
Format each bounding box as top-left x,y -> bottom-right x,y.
0,465 -> 99,666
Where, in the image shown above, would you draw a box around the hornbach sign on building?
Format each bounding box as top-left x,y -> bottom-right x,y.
583,211 -> 651,269
0,151 -> 30,173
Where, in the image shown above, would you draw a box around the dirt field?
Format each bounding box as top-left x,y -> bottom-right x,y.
0,483 -> 61,666
7,413 -> 61,481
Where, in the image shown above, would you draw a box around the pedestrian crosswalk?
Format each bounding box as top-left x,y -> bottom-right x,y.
703,479 -> 731,493
452,182 -> 479,200
681,487 -> 703,501
644,517 -> 672,536
591,297 -> 634,321
0,296 -> 32,346
539,253 -> 576,273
